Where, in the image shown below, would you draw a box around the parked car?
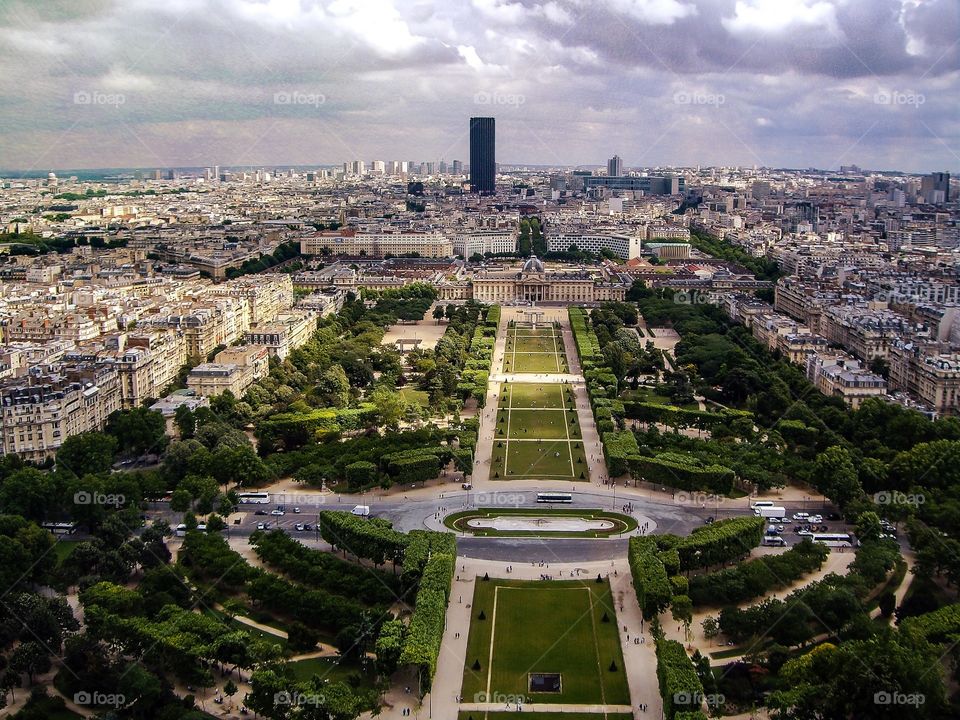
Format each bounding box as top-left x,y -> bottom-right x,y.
293,507 -> 301,514
302,523 -> 312,531
809,514 -> 823,523
270,509 -> 285,516
256,522 -> 266,530
294,523 -> 305,531
254,510 -> 268,516
792,512 -> 810,521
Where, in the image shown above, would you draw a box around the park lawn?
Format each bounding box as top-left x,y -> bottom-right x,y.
53,540 -> 80,566
288,655 -> 369,684
625,386 -> 700,412
399,387 -> 430,406
497,409 -> 575,440
459,714 -> 633,720
511,335 -> 560,354
461,578 -> 629,706
503,440 -> 584,479
505,383 -> 569,409
505,351 -> 563,374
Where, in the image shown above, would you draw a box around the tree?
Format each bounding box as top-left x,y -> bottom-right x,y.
370,387 -> 407,430
106,407 -> 168,457
432,305 -> 445,324
174,405 -> 196,438
56,432 -> 118,477
855,511 -> 884,544
9,642 -> 51,685
170,489 -> 192,513
316,365 -> 350,408
701,615 -> 720,641
814,445 -> 863,508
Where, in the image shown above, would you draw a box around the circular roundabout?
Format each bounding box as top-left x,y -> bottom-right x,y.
443,507 -> 638,538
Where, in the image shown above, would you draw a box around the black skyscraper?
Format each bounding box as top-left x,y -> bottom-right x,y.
470,117 -> 495,195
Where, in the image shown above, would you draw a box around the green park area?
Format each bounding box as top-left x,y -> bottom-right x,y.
503,325 -> 568,374
460,578 -> 630,706
490,383 -> 587,481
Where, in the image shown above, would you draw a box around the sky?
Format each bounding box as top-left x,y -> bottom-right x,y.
0,0 -> 957,173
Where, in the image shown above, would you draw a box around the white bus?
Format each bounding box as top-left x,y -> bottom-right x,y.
798,532 -> 854,548
237,492 -> 270,504
537,492 -> 573,504
42,522 -> 77,537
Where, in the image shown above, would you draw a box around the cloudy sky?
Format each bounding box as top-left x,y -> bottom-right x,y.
0,0 -> 957,173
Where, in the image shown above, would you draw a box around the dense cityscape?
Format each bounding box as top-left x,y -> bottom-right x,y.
1,1 -> 960,720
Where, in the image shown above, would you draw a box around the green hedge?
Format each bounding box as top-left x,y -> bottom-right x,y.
399,552 -> 454,688
318,511 -> 409,566
255,403 -> 377,451
902,603 -> 960,643
671,516 -> 766,570
623,400 -> 753,430
688,537 -> 828,606
656,637 -> 705,720
627,454 -> 735,494
629,537 -> 672,618
401,530 -> 457,586
603,431 -> 641,476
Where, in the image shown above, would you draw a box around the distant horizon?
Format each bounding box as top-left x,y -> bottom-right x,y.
1,163 -> 946,179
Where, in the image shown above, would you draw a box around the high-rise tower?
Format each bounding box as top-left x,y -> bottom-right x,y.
470,117 -> 496,195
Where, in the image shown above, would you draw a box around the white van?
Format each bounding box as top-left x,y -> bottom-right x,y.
762,535 -> 787,547
175,523 -> 187,537
351,505 -> 370,517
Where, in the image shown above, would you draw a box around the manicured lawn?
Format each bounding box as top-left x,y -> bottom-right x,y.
503,326 -> 567,374
497,409 -> 578,440
491,383 -> 586,481
504,382 -> 570,409
493,440 -> 585,479
461,578 -> 630,706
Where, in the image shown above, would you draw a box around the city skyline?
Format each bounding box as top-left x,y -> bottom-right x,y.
0,0 -> 957,173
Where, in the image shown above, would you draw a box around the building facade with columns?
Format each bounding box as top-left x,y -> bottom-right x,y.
438,256 -> 628,303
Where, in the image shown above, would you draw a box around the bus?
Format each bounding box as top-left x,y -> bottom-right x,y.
237,492 -> 270,504
798,532 -> 854,548
42,522 -> 77,537
537,492 -> 573,504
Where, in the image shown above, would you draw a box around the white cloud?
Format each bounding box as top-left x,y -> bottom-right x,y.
723,0 -> 840,36
604,0 -> 697,26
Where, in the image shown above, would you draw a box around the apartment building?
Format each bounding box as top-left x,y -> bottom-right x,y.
0,364 -> 122,461
245,312 -> 315,360
186,345 -> 269,398
451,229 -> 517,257
888,342 -> 960,416
805,352 -> 887,408
301,229 -> 453,258
547,231 -> 643,260
818,305 -> 915,362
206,274 -> 294,325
